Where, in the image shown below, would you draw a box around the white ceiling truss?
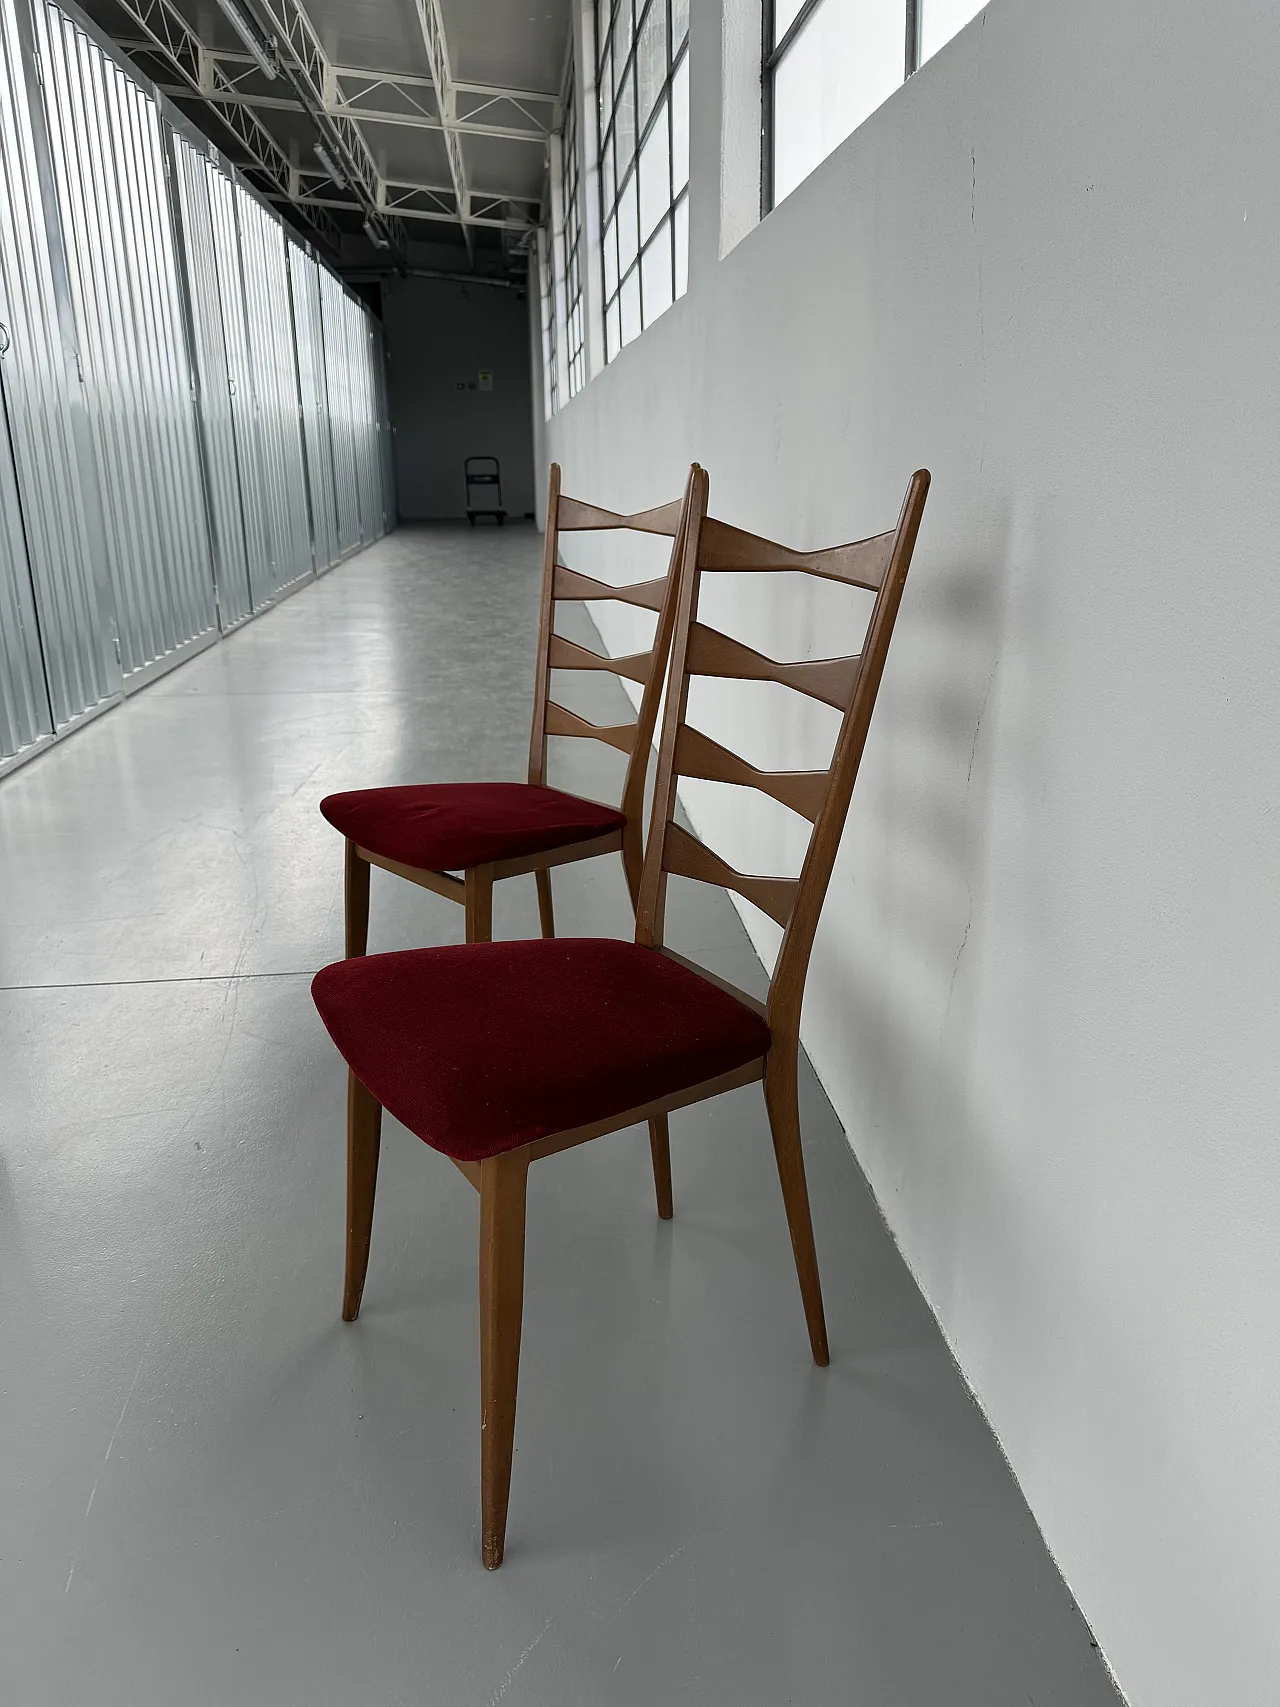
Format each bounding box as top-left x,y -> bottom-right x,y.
107,0 -> 559,263
104,0 -> 342,250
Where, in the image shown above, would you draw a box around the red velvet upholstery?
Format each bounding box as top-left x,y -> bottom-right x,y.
312,939 -> 772,1162
319,782 -> 627,873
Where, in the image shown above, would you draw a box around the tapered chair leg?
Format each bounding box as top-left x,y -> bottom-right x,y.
465,867 -> 494,944
343,1072 -> 382,1322
478,1152 -> 529,1569
345,840 -> 370,958
534,867 -> 555,939
648,1114 -> 673,1220
763,1052 -> 829,1366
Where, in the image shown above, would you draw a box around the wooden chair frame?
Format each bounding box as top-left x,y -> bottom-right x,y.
341,465 -> 931,1568
343,463 -> 693,953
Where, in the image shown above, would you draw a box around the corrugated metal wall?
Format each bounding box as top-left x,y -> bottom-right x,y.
170,133 -> 253,628
0,0 -> 115,747
0,0 -> 393,774
317,264 -> 363,557
235,185 -> 313,596
0,376 -> 51,758
289,242 -> 340,573
37,1 -> 216,680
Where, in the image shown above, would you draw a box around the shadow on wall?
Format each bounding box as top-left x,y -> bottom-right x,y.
804,502 -> 1081,1397
383,277 -> 535,521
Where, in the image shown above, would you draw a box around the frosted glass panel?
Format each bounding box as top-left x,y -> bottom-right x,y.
603,213 -> 618,296
920,0 -> 982,63
671,55 -> 689,192
636,0 -> 667,128
641,218 -> 673,326
606,298 -> 621,360
638,101 -> 670,242
774,0 -> 809,40
620,269 -> 641,345
772,0 -> 903,205
618,173 -> 639,272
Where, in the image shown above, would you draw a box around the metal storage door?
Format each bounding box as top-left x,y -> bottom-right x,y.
317,266 -> 360,556
37,4 -> 216,679
287,241 -> 339,572
235,186 -> 311,595
371,318 -> 395,530
203,158 -> 274,609
0,374 -> 53,764
355,307 -> 379,543
169,133 -> 252,627
0,0 -> 114,729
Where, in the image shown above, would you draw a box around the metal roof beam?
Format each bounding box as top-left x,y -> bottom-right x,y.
243,0 -> 405,256
106,0 -> 341,252
162,80 -> 551,144
405,0 -> 471,255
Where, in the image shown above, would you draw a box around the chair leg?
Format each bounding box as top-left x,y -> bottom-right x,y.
343,1072 -> 382,1322
648,1114 -> 673,1220
763,1052 -> 830,1366
478,1152 -> 529,1570
534,867 -> 555,938
345,840 -> 370,958
464,867 -> 494,944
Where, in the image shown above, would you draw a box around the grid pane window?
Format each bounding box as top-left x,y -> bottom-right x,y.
559,58 -> 585,398
596,0 -> 690,359
538,227 -> 558,420
764,0 -> 981,210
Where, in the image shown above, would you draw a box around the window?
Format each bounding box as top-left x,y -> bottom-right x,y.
538,226 -> 558,420
763,0 -> 982,209
558,58 -> 586,398
596,0 -> 690,361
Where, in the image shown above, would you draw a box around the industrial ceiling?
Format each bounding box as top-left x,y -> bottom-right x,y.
78,0 -> 573,275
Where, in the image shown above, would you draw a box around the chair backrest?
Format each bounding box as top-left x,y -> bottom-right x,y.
636,466 -> 931,1043
529,462 -> 694,904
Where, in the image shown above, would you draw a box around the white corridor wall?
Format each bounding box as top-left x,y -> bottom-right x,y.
544,2 -> 1280,1704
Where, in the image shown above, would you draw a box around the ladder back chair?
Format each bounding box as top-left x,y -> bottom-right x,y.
311,465 -> 931,1568
320,463 -> 693,949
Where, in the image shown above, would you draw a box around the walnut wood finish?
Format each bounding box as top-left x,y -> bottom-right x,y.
675,724 -> 828,822
339,465 -> 931,1568
686,621 -> 862,710
342,1071 -> 382,1322
479,1152 -> 529,1569
528,469 -> 694,908
342,462 -> 692,956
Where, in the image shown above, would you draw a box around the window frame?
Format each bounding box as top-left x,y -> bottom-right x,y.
594,0 -> 691,363
761,0 -> 921,217
559,54 -> 586,399
538,225 -> 559,421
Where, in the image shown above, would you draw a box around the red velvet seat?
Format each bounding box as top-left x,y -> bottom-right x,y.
319,781 -> 627,874
312,938 -> 772,1162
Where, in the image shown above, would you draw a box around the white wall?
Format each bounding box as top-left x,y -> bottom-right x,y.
544,3 -> 1280,1703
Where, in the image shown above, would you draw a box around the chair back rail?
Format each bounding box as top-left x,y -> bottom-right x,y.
636,467 -> 931,1043
528,464 -> 695,903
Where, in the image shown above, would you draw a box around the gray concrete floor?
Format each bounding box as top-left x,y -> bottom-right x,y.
0,524 -> 1120,1706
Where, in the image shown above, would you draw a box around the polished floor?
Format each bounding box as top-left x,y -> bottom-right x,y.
0,525 -> 1120,1706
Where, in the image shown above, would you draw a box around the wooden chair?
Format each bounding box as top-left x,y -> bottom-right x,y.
320,463 -> 693,950
311,465 -> 931,1568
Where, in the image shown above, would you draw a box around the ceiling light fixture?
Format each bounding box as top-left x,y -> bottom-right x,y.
363,218 -> 391,250
313,142 -> 346,187
213,0 -> 278,81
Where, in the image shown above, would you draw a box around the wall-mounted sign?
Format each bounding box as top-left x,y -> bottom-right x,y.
478,370 -> 493,391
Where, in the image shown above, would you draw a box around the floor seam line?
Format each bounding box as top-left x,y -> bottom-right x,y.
0,971 -> 316,992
